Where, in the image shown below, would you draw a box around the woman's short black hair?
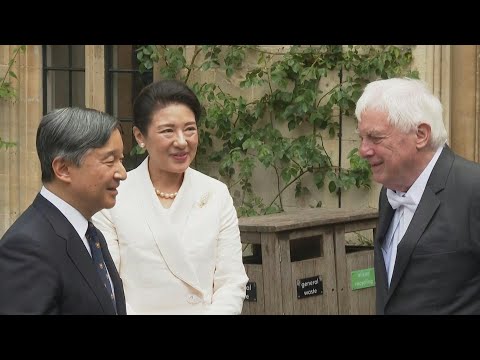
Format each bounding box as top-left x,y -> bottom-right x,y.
133,79 -> 202,134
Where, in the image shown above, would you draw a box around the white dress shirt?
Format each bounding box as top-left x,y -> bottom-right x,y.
40,186 -> 115,291
384,145 -> 444,286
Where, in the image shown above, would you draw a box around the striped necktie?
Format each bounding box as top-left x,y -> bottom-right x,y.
86,221 -> 117,314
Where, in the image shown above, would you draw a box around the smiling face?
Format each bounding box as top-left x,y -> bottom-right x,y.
67,129 -> 127,218
357,109 -> 420,192
134,103 -> 198,176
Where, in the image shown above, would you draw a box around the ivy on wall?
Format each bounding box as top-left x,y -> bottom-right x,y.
0,45 -> 25,149
134,45 -> 418,216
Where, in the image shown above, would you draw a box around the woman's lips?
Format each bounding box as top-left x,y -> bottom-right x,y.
172,153 -> 188,161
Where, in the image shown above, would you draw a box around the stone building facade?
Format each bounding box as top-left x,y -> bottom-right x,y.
1,45 -> 478,236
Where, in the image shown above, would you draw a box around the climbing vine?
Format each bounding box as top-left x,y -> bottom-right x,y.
0,45 -> 25,149
135,45 -> 418,216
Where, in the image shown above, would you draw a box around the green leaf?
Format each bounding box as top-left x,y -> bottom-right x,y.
281,168 -> 292,183
313,171 -> 325,189
329,127 -> 336,138
328,180 -> 337,193
142,45 -> 414,215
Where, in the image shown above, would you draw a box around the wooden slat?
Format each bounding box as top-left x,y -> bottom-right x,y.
344,219 -> 378,233
345,249 -> 375,315
323,229 -> 339,315
241,264 -> 264,315
334,224 -> 349,315
261,232 -> 283,314
290,229 -> 338,315
280,238 -> 294,315
239,208 -> 378,233
240,231 -> 261,244
278,226 -> 328,241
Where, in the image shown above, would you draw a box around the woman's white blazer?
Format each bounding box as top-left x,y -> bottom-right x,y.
92,157 -> 248,314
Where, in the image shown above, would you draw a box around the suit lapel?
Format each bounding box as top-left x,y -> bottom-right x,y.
168,167 -> 199,239
34,195 -> 117,314
376,188 -> 395,246
134,159 -> 202,293
387,188 -> 440,300
386,146 -> 453,303
375,188 -> 395,300
96,229 -> 126,315
66,229 -> 117,314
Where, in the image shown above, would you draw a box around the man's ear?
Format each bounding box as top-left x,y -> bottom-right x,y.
416,123 -> 431,150
51,156 -> 73,184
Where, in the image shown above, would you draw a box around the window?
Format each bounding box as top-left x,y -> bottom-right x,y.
42,45 -> 85,114
105,45 -> 153,170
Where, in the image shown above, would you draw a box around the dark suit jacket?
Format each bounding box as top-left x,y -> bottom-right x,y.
0,194 -> 126,314
375,146 -> 480,314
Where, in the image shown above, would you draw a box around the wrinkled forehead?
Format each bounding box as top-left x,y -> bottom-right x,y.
357,109 -> 391,133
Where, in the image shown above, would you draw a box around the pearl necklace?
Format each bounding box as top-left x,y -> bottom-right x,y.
155,188 -> 178,199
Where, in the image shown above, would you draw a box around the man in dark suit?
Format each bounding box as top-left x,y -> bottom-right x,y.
0,107 -> 128,314
356,77 -> 480,314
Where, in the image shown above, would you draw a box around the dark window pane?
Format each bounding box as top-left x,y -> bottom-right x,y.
111,72 -> 135,119
52,71 -> 70,109
116,45 -> 135,69
120,121 -> 134,153
71,45 -> 85,67
43,45 -> 85,114
105,45 -> 153,169
72,71 -> 85,108
49,45 -> 69,67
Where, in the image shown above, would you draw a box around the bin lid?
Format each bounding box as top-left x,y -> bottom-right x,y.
238,207 -> 378,233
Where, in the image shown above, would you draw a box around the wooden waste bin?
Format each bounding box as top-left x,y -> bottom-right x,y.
333,213 -> 378,315
240,208 -> 378,315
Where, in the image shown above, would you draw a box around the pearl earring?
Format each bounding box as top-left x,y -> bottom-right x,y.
139,143 -> 145,148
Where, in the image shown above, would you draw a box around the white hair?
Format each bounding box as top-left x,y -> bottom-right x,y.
355,78 -> 447,148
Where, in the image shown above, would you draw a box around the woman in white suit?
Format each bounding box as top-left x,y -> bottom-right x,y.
92,79 -> 248,314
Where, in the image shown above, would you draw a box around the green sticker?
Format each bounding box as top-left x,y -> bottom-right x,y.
351,268 -> 375,290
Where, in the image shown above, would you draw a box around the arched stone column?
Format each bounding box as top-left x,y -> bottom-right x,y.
425,45 -> 452,145
450,45 -> 479,162
0,45 -> 42,236
85,45 -> 105,111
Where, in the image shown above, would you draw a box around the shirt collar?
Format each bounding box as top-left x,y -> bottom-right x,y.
40,186 -> 89,239
403,144 -> 445,205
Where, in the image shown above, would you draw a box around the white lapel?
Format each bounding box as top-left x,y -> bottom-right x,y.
134,158 -> 202,293
167,167 -> 204,238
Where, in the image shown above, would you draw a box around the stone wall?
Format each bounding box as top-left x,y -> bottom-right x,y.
0,45 -> 42,236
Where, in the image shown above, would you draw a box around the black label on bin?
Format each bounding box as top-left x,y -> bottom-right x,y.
245,281 -> 257,302
296,275 -> 323,299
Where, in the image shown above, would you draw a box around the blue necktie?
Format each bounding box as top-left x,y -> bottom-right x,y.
86,221 -> 117,313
